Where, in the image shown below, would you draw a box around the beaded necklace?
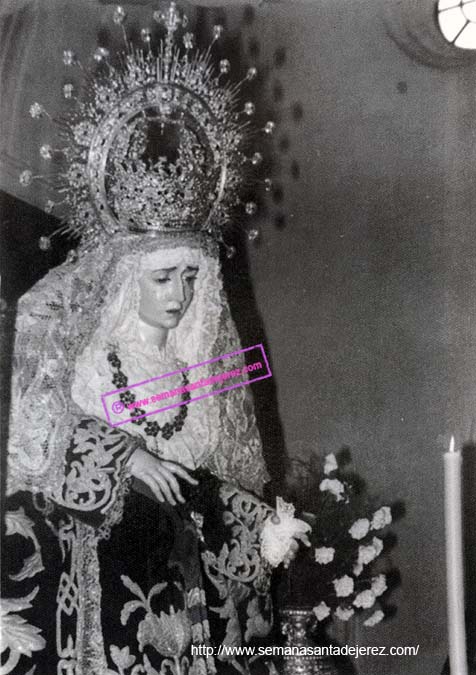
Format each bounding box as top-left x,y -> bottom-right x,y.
107,350 -> 190,439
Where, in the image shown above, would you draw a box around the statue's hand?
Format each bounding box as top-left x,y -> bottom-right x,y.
127,448 -> 198,505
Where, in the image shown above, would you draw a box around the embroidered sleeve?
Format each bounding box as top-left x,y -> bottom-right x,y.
49,416 -> 140,530
200,482 -> 274,597
198,481 -> 275,647
6,269 -> 139,534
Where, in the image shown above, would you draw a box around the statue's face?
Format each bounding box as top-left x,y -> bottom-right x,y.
138,261 -> 199,330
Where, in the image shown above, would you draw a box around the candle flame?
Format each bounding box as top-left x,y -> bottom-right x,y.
449,435 -> 456,453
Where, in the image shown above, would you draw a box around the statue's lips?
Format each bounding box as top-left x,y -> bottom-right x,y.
164,309 -> 182,322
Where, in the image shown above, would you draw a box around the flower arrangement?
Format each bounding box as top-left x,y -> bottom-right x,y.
279,448 -> 398,629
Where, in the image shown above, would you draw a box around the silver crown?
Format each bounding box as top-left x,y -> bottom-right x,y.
21,3 -> 275,253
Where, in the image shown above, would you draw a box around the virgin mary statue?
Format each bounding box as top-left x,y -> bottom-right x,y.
1,5 -> 309,675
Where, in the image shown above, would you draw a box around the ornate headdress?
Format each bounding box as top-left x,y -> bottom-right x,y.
20,2 -> 275,256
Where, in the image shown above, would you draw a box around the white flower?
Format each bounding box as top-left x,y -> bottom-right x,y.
324,453 -> 338,475
40,144 -> 52,160
19,170 -> 32,186
335,606 -> 354,621
314,547 -> 335,564
333,575 -> 354,598
357,537 -> 383,567
353,562 -> 363,577
372,537 -> 384,556
29,102 -> 44,118
349,518 -> 370,540
319,478 -> 345,502
63,83 -> 74,99
213,24 -> 224,39
363,609 -> 384,627
63,49 -> 75,66
357,544 -> 377,566
371,507 -> 392,530
313,602 -> 331,622
371,574 -> 387,597
113,6 -> 127,24
353,590 -> 376,609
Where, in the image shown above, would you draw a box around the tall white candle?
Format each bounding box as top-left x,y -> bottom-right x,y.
444,435 -> 468,675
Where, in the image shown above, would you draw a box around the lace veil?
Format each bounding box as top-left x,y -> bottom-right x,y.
7,232 -> 269,501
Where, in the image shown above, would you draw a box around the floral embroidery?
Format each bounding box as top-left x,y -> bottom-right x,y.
1,510 -> 45,674
0,588 -> 46,674
203,485 -> 272,592
52,418 -> 135,518
110,645 -> 136,673
111,577 -> 204,675
244,596 -> 272,642
5,508 -> 44,581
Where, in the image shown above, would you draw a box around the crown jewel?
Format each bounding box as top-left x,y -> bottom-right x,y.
24,2 -> 274,252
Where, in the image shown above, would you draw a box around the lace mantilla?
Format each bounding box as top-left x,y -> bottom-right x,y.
8,233 -> 269,500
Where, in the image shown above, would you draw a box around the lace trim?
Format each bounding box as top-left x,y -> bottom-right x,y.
97,462 -> 133,541
77,523 -> 108,674
49,417 -> 138,522
204,291 -> 270,495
